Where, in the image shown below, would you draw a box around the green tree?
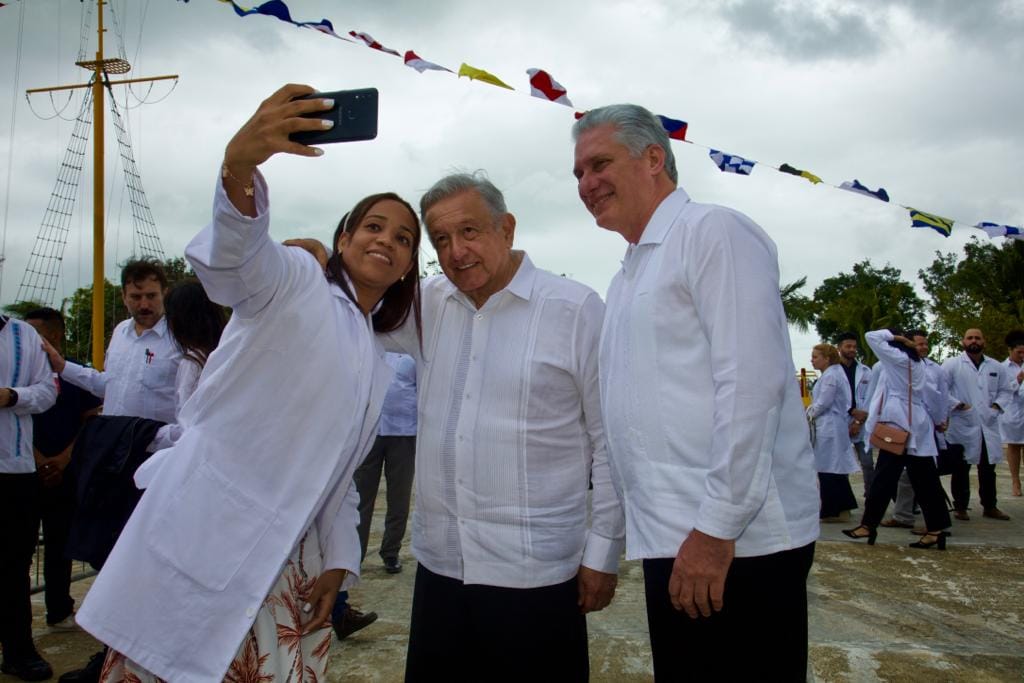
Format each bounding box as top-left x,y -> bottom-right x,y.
811,260 -> 926,364
919,237 -> 1024,360
780,276 -> 816,333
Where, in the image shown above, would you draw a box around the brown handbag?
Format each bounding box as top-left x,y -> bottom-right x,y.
869,360 -> 912,455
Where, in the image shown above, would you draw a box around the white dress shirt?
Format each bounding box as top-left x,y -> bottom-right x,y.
0,319 -> 58,473
61,316 -> 182,423
943,352 -> 1016,463
999,358 -> 1024,444
863,330 -> 941,457
847,361 -> 873,444
600,188 -> 819,560
77,172 -> 391,682
379,352 -> 417,437
385,254 -> 625,588
807,364 -> 857,474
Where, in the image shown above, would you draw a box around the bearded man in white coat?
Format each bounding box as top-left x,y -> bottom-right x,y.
942,328 -> 1015,521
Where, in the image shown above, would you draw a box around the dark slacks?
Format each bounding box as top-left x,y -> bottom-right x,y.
949,442 -> 998,512
643,542 -> 815,682
818,472 -> 858,517
354,435 -> 416,562
0,472 -> 42,663
862,450 -> 951,531
405,564 -> 589,682
39,476 -> 76,624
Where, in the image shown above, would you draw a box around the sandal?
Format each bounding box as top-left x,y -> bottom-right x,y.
841,525 -> 877,545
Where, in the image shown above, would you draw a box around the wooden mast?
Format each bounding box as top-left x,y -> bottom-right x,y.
25,0 -> 176,368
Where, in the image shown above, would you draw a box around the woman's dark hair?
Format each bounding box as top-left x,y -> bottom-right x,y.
326,192 -> 422,336
887,328 -> 921,362
164,280 -> 227,367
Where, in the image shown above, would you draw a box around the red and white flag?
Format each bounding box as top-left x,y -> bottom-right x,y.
348,31 -> 401,57
526,68 -> 573,107
404,50 -> 453,73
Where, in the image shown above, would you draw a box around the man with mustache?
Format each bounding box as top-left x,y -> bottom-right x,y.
942,328 -> 1015,521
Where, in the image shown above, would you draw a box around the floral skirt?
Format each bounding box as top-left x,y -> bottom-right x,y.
100,527 -> 333,682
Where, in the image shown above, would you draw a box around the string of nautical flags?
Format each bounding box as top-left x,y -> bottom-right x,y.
167,0 -> 1022,243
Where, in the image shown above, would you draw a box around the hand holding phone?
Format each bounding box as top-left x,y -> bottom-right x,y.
288,88 -> 379,145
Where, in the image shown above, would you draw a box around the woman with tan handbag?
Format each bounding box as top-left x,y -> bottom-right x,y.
843,329 -> 951,550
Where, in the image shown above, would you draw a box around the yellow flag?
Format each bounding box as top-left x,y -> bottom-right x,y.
458,63 -> 514,90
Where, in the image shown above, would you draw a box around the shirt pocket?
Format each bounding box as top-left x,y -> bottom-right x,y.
147,459 -> 277,591
142,357 -> 176,390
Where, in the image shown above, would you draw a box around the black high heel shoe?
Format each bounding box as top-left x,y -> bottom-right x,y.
841,525 -> 877,545
908,531 -> 947,550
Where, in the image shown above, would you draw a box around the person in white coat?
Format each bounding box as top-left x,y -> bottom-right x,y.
75,84 -> 422,683
807,344 -> 858,521
1000,330 -> 1024,497
844,329 -> 951,550
835,332 -> 875,496
942,328 -> 1016,521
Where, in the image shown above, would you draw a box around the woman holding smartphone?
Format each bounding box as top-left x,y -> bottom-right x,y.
74,84 -> 422,682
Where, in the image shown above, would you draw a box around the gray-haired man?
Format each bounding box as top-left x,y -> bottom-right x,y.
572,104 -> 819,680
383,173 -> 624,681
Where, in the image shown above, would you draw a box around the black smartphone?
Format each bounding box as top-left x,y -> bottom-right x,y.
288,88 -> 378,145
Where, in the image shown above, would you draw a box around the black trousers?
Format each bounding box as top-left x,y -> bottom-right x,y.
354,435 -> 416,562
643,542 -> 815,682
405,564 -> 589,682
949,442 -> 998,511
39,475 -> 76,624
862,450 -> 951,531
0,472 -> 42,663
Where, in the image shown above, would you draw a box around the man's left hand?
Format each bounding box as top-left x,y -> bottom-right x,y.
577,566 -> 617,614
848,422 -> 862,438
283,238 -> 329,271
301,568 -> 347,634
668,529 -> 735,619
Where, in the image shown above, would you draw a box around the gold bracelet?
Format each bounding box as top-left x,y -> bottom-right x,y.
221,162 -> 255,197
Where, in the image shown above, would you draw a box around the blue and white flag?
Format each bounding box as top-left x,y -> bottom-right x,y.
709,149 -> 755,175
975,222 -> 1024,240
838,179 -> 889,202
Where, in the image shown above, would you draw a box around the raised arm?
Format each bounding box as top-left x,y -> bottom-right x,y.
186,84 -> 338,318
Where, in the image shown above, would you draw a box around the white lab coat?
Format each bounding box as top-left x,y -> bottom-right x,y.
864,330 -> 941,457
76,173 -> 393,683
807,364 -> 857,474
848,361 -> 873,444
942,352 -> 1015,464
999,358 -> 1024,444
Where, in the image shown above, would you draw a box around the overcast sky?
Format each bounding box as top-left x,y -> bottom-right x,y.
2,0 -> 1022,368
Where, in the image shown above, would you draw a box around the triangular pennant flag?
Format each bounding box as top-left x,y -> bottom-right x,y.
526,68 -> 572,106
779,163 -> 822,185
910,208 -> 953,237
348,30 -> 401,57
975,222 -> 1024,240
573,111 -> 587,120
404,50 -> 453,73
229,0 -> 293,22
838,179 -> 889,202
458,63 -> 514,90
300,19 -> 352,41
657,115 -> 688,141
709,149 -> 755,175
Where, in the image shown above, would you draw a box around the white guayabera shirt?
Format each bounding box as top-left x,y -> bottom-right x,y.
600,187 -> 820,560
61,316 -> 182,423
385,254 -> 625,588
